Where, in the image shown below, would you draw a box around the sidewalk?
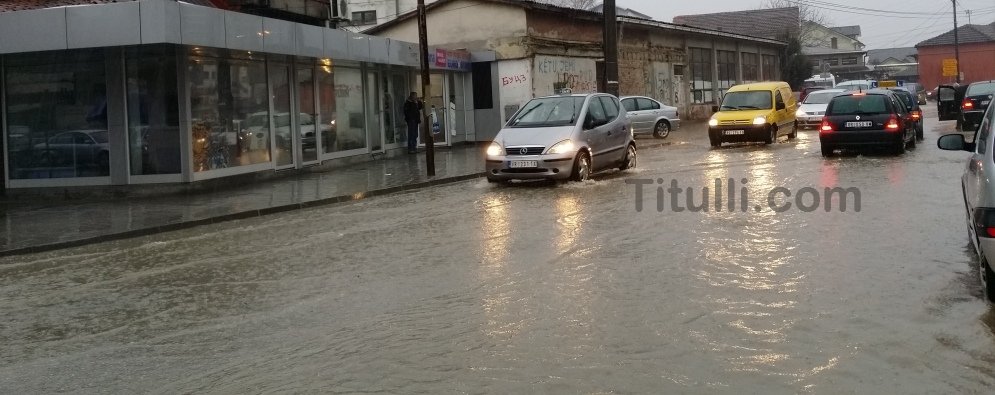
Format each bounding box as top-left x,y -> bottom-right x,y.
0,130 -> 694,257
0,145 -> 487,257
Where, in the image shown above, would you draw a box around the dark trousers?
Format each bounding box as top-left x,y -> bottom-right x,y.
407,122 -> 419,152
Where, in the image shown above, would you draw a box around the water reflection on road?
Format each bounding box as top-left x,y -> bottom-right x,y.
0,113 -> 993,393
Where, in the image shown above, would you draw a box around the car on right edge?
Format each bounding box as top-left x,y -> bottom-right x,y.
961,80 -> 995,132
818,89 -> 916,156
937,101 -> 995,302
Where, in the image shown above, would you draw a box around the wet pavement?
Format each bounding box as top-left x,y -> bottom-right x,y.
2,110 -> 994,393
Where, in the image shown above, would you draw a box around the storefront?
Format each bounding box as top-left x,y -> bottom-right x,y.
415,48 -> 475,146
0,0 -> 430,190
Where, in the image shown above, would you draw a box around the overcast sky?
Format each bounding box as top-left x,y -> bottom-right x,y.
616,0 -> 995,49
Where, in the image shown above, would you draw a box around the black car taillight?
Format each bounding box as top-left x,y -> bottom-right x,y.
974,208 -> 995,238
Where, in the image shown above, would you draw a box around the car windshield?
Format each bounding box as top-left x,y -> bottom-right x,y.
966,82 -> 995,96
828,95 -> 889,115
803,92 -> 839,104
508,97 -> 585,128
720,91 -> 772,110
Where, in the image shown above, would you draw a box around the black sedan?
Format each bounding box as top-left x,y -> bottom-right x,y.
819,90 -> 917,157
961,80 -> 995,132
887,88 -> 925,141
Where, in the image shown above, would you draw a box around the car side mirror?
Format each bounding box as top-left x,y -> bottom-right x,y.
776,102 -> 786,111
584,116 -> 595,130
937,134 -> 974,151
711,105 -> 719,113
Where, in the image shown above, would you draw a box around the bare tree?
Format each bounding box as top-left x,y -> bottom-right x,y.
762,0 -> 837,48
539,0 -> 597,10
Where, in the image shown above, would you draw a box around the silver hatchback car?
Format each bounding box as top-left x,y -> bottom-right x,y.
938,102 -> 995,302
486,93 -> 636,182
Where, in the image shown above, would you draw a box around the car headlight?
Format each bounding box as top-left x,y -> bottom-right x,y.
547,139 -> 576,155
708,119 -> 719,127
753,116 -> 767,125
795,109 -> 806,117
486,142 -> 502,156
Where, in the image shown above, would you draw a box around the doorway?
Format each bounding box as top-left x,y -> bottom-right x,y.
365,69 -> 383,152
295,64 -> 319,165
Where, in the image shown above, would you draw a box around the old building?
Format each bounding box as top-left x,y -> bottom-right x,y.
916,21 -> 995,90
867,47 -> 919,83
366,0 -> 785,140
801,22 -> 868,81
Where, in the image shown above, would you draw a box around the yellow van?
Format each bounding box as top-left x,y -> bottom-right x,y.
707,82 -> 798,147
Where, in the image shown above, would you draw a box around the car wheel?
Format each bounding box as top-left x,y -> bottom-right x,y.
765,125 -> 777,144
916,125 -> 924,141
907,133 -> 916,149
653,120 -> 671,139
709,137 -> 721,148
980,254 -> 995,303
619,144 -> 637,171
571,152 -> 591,182
894,138 -> 906,155
821,144 -> 834,157
788,122 -> 798,139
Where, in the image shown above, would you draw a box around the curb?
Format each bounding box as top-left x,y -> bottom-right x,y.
0,171 -> 488,258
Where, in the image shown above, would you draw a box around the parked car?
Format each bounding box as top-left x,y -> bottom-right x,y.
887,87 -> 925,141
961,80 -> 995,132
795,88 -> 846,129
620,96 -> 680,139
926,86 -> 937,101
819,89 -> 916,156
936,103 -> 995,302
937,83 -> 967,122
32,130 -> 110,168
485,93 -> 636,182
707,81 -> 798,147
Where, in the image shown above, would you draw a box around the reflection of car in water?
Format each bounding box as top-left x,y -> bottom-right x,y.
241,112 -> 322,150
32,130 -> 110,169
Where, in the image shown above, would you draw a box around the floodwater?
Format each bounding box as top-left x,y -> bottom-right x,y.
1,110 -> 994,394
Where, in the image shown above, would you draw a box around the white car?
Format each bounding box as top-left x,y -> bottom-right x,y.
836,79 -> 876,92
795,89 -> 845,129
620,96 -> 680,138
937,102 -> 995,302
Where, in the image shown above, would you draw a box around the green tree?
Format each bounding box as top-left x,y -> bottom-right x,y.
780,36 -> 812,90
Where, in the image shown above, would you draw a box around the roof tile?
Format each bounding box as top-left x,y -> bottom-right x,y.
672,7 -> 800,40
917,22 -> 995,47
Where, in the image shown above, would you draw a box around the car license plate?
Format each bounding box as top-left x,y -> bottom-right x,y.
983,100 -> 991,106
724,130 -> 745,135
510,160 -> 538,168
845,121 -> 873,128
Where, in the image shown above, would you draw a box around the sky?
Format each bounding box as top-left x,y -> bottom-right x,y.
615,0 -> 995,49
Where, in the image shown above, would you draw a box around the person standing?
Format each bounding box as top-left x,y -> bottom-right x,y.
403,92 -> 423,154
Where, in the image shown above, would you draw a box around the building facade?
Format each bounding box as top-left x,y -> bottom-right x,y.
367,0 -> 784,141
801,22 -> 868,82
916,22 -> 995,90
0,0 -> 475,193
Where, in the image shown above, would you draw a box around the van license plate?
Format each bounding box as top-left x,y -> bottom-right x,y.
845,121 -> 873,128
510,160 -> 538,168
724,130 -> 745,135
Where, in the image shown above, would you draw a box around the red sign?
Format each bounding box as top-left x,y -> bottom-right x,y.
435,49 -> 447,67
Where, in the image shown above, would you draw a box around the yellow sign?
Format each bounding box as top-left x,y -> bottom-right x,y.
878,80 -> 897,88
942,59 -> 958,77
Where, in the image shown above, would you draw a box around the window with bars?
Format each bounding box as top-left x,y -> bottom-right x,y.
689,47 -> 713,104
717,50 -> 737,97
742,53 -> 758,82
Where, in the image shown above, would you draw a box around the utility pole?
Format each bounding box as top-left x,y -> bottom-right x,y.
603,0 -> 619,96
417,0 -> 435,176
953,0 -> 961,83
966,9 -> 972,24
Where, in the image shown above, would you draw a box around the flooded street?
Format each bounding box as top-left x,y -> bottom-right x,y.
2,111 -> 994,393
